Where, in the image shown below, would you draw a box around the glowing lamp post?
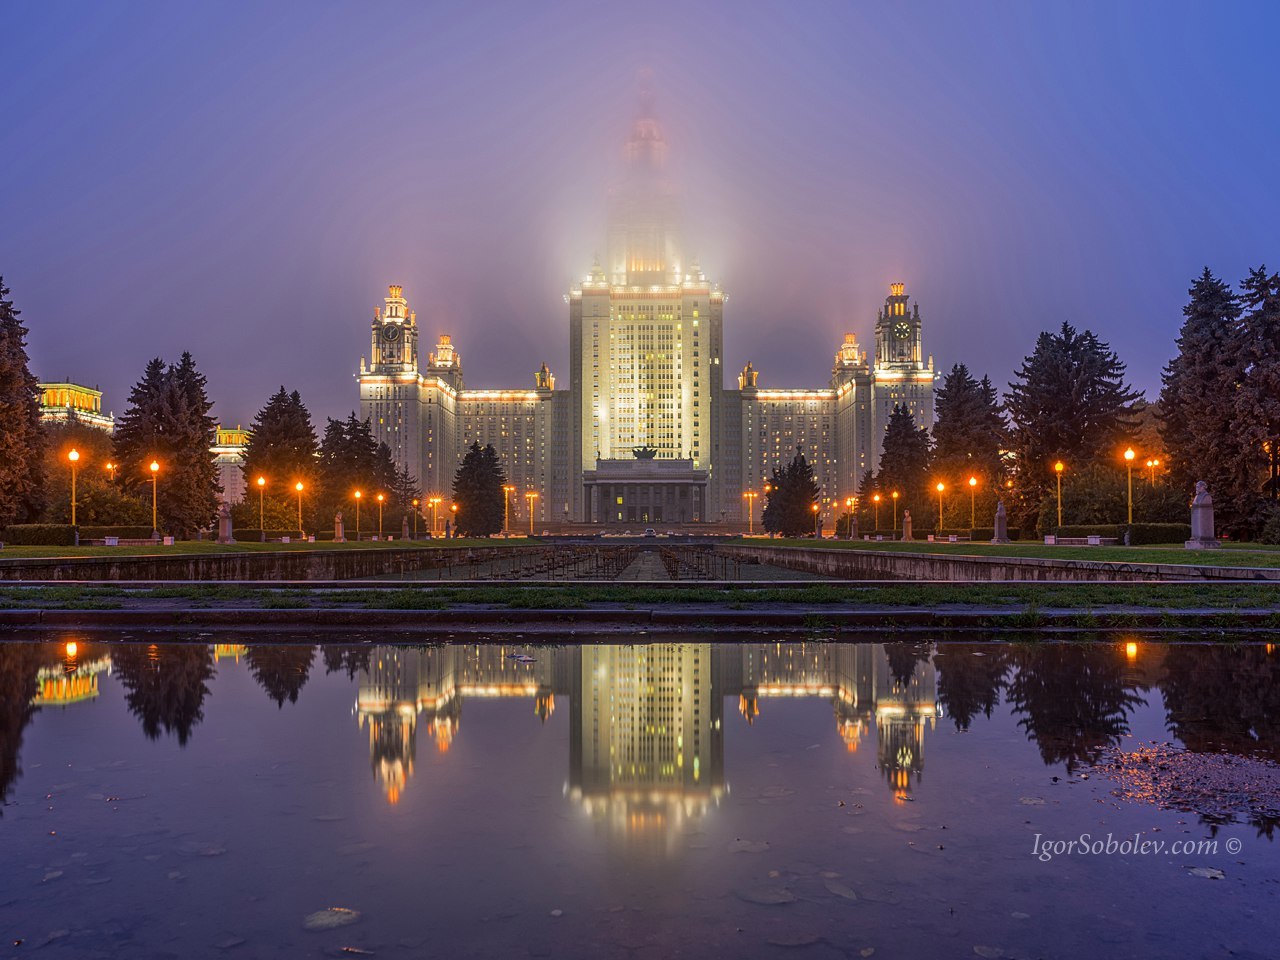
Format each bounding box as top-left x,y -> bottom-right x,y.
295,481 -> 305,536
503,484 -> 515,535
1146,458 -> 1161,486
105,461 -> 116,482
67,449 -> 79,526
968,476 -> 977,529
525,491 -> 538,535
1124,448 -> 1135,524
256,476 -> 266,540
742,490 -> 758,534
412,498 -> 420,538
892,491 -> 900,533
377,493 -> 385,538
811,502 -> 820,538
354,490 -> 362,541
935,482 -> 945,534
872,493 -> 881,531
149,460 -> 160,537
450,502 -> 458,538
429,496 -> 441,537
1054,461 -> 1065,529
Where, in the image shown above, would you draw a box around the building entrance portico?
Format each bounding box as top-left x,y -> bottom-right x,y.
582,456 -> 709,525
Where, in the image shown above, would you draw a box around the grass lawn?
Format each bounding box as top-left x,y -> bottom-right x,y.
741,538 -> 1280,569
0,538 -> 537,560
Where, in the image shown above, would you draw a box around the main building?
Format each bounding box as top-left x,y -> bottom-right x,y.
359,99 -> 935,528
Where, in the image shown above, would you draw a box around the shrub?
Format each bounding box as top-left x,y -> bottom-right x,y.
1053,523 -> 1191,545
1260,509 -> 1280,545
233,529 -> 304,542
79,525 -> 155,540
0,524 -> 78,546
970,527 -> 1023,541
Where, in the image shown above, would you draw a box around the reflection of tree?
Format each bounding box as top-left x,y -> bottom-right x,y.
113,644 -> 215,745
323,646 -> 371,680
0,644 -> 43,813
885,642 -> 932,691
935,646 -> 1010,731
1163,646 -> 1280,760
246,645 -> 315,707
1007,645 -> 1146,773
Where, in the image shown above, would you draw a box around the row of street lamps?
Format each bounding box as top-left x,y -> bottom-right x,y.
66,449 -> 160,532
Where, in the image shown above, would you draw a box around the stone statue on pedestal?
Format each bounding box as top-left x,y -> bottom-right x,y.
402,516 -> 410,541
334,510 -> 346,543
1186,481 -> 1220,549
992,500 -> 1011,543
901,509 -> 913,542
216,501 -> 235,544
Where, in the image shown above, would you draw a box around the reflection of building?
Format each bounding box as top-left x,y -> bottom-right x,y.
38,381 -> 115,432
32,642 -> 112,707
358,91 -> 935,526
352,642 -> 938,824
212,425 -> 250,505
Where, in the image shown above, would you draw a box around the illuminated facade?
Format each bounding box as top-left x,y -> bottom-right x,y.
38,381 -> 115,432
212,425 -> 250,505
357,98 -> 934,524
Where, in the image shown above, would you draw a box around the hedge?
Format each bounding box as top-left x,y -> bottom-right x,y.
1053,523 -> 1192,545
79,525 -> 156,540
0,524 -> 78,546
233,529 -> 305,541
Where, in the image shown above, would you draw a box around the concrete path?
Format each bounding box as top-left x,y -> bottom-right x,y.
614,549 -> 671,581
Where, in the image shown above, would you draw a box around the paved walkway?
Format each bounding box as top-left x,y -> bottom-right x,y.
614,550 -> 671,581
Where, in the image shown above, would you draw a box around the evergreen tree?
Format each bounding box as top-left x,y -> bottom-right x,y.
932,365 -> 1006,527
0,643 -> 43,814
112,354 -> 219,537
761,448 -> 821,537
1005,323 -> 1140,530
0,279 -> 46,526
392,464 -> 422,529
317,413 -> 382,524
875,405 -> 932,530
112,644 -> 216,746
246,646 -> 316,708
1159,268 -> 1250,533
1232,266 -> 1280,534
241,388 -> 318,493
452,442 -> 506,537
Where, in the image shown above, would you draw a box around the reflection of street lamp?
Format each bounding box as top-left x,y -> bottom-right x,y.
811,502 -> 820,537
525,491 -> 539,535
295,481 -> 305,536
1054,461 -> 1065,528
256,476 -> 266,539
968,476 -> 977,528
742,490 -> 758,534
503,484 -> 515,535
1124,448 -> 1135,523
149,460 -> 160,536
376,492 -> 385,537
892,491 -> 900,533
872,493 -> 881,531
67,449 -> 79,526
935,482 -> 945,533
354,490 -> 362,541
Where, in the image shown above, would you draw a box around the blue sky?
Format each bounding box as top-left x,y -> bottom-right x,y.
3,1 -> 1277,426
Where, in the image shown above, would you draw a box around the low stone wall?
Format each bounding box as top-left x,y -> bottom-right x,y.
717,544 -> 1280,582
0,547 -> 512,582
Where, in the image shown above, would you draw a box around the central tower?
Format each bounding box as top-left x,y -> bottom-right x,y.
567,92 -> 725,522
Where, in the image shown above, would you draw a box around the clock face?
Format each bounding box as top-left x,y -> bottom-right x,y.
893,321 -> 911,340
381,323 -> 402,342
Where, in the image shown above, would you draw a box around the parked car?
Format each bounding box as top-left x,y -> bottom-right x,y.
644,527 -> 657,537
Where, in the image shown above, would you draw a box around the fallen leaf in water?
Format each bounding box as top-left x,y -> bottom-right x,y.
1187,867 -> 1225,880
727,839 -> 771,854
303,908 -> 361,931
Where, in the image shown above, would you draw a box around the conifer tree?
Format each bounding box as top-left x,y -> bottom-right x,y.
1159,268 -> 1251,533
452,441 -> 506,537
1005,323 -> 1139,530
875,405 -> 932,527
0,279 -> 46,526
932,364 -> 1005,482
241,388 -> 318,491
1232,265 -> 1280,534
761,448 -> 821,537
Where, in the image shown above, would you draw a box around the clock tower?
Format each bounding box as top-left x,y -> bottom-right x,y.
870,282 -> 935,471
369,284 -> 418,370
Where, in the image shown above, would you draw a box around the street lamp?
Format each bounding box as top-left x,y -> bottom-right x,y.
503,484 -> 515,535
968,476 -> 977,529
354,490 -> 362,541
450,502 -> 458,538
1146,458 -> 1161,486
256,476 -> 266,542
105,461 -> 116,482
149,460 -> 160,537
376,492 -> 385,538
935,482 -> 945,533
811,502 -> 820,538
892,491 -> 900,534
412,498 -> 420,538
742,490 -> 758,534
1054,461 -> 1065,529
67,449 -> 79,526
1124,448 -> 1135,524
429,496 -> 441,536
525,490 -> 539,535
872,493 -> 881,531
295,481 -> 305,536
